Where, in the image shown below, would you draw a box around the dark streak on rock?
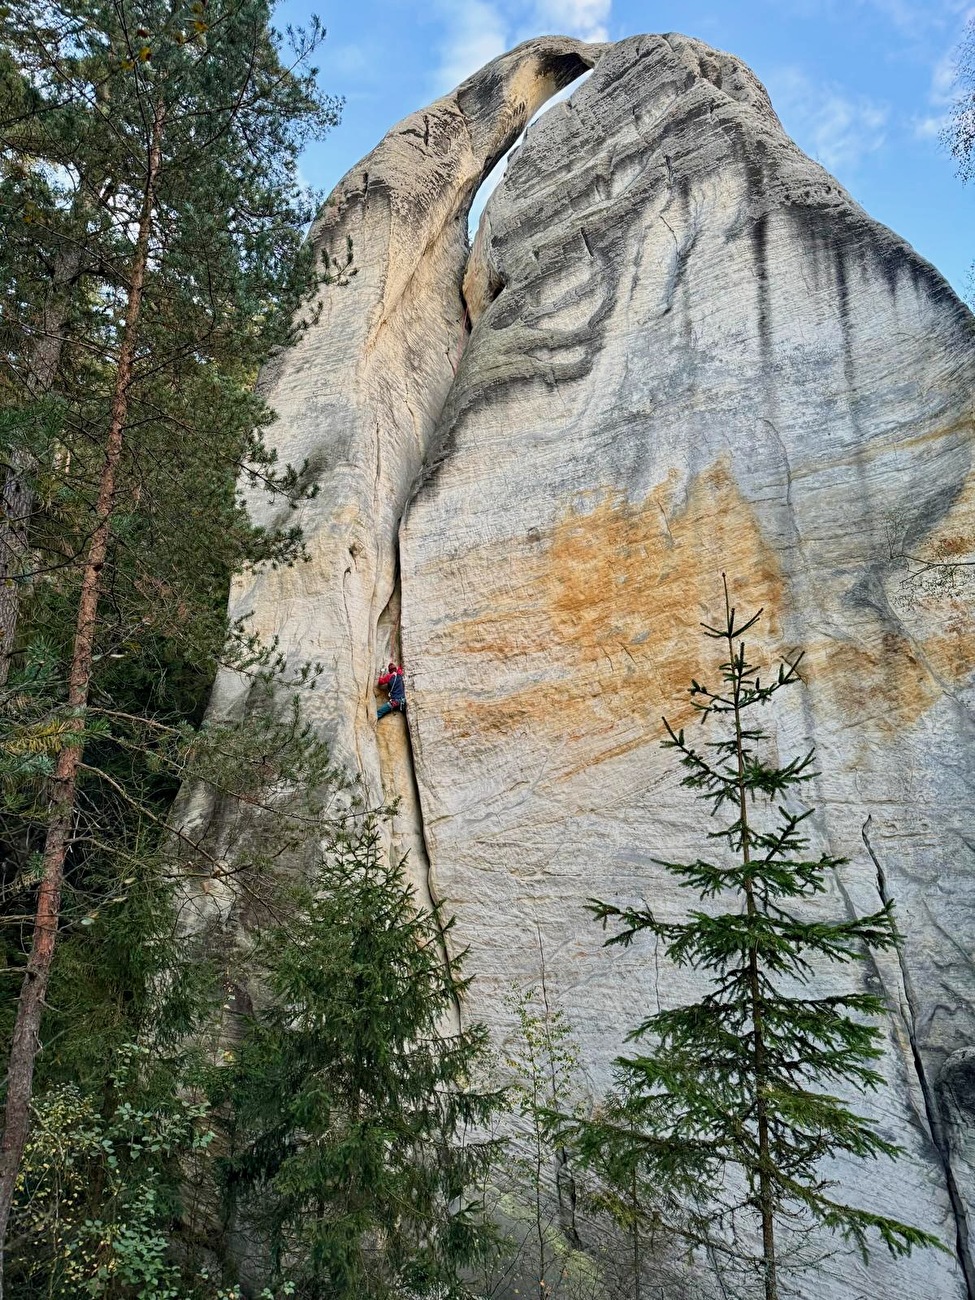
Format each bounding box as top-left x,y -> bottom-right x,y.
865,819 -> 975,1300
750,209 -> 771,365
832,239 -> 857,398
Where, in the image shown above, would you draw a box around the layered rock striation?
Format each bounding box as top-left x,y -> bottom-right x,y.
193,31 -> 975,1300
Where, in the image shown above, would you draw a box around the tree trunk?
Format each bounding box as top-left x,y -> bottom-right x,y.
746,896 -> 777,1300
0,102 -> 165,1292
0,239 -> 84,685
725,579 -> 777,1300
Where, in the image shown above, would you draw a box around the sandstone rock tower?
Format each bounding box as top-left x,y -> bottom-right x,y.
187,33 -> 975,1299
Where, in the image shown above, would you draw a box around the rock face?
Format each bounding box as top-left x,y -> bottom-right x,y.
197,31 -> 975,1300
178,34 -> 604,921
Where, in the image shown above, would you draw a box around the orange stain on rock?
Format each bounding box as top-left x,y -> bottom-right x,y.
428,455 -> 975,775
913,458 -> 975,570
803,609 -> 975,737
440,459 -> 789,770
804,632 -> 939,737
800,462 -> 975,734
914,466 -> 975,694
925,609 -> 975,684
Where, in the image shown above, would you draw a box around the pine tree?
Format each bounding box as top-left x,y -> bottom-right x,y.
4,690 -> 351,1297
580,577 -> 942,1300
0,1 -> 341,1278
215,815 -> 501,1299
0,41 -> 94,680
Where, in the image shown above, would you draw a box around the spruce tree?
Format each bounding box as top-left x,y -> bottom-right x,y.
579,578 -> 942,1300
215,816 -> 501,1299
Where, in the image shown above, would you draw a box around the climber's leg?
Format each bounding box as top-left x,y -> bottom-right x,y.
377,702 -> 393,720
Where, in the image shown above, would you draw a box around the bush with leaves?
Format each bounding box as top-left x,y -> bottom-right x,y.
10,1043 -> 212,1299
488,985 -> 592,1299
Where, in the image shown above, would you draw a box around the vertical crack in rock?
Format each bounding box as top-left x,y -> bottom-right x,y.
863,816 -> 975,1298
403,711 -> 462,1031
375,572 -> 460,1032
177,33 -> 606,905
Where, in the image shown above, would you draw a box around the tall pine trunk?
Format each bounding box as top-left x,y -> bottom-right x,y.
0,239 -> 84,684
0,102 -> 164,1291
726,596 -> 778,1300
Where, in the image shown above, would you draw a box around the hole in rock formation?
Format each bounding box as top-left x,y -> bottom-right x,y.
464,69 -> 595,323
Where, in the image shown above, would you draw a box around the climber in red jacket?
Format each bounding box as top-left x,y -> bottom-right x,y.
377,661 -> 406,720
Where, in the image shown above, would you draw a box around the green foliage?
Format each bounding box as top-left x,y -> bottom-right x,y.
563,1089 -> 702,1300
0,0 -> 342,791
5,685 -> 358,1294
0,0 -> 341,1093
215,816 -> 502,1299
0,640 -> 70,800
0,3 -> 512,1297
572,579 -> 942,1299
10,1047 -> 298,1299
10,1043 -> 214,1298
0,0 -> 351,1218
0,0 -> 343,691
501,985 -> 587,1297
38,684 -> 346,1082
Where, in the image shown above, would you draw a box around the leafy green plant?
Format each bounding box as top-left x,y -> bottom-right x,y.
500,984 -> 588,1298
11,1044 -> 213,1299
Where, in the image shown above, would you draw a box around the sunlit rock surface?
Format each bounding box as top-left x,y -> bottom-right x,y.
194,29 -> 975,1299
177,34 -> 604,917
401,33 -> 975,1299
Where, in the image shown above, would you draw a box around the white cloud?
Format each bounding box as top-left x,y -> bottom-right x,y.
811,94 -> 889,171
849,0 -> 975,38
914,113 -> 948,138
325,43 -> 371,77
768,67 -> 890,174
860,0 -> 938,36
932,46 -> 962,101
909,12 -> 975,140
774,8 -> 973,154
529,0 -> 611,42
784,0 -> 971,40
911,48 -> 958,138
431,0 -> 612,95
432,0 -> 508,93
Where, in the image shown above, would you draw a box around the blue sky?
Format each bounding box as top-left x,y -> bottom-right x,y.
278,0 -> 975,298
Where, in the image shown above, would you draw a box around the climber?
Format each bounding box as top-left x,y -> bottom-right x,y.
377,661 -> 406,720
